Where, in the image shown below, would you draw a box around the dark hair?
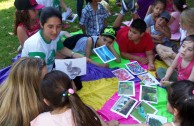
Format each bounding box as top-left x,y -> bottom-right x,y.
40,7 -> 62,26
167,80 -> 194,126
100,26 -> 116,40
181,34 -> 194,47
88,0 -> 92,3
152,0 -> 166,9
130,19 -> 146,33
14,10 -> 30,35
41,70 -> 102,126
173,0 -> 187,12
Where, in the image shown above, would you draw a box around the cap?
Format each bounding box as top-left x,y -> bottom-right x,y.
14,0 -> 44,10
101,27 -> 116,39
160,11 -> 171,22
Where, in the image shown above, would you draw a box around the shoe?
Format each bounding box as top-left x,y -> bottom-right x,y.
121,0 -> 135,13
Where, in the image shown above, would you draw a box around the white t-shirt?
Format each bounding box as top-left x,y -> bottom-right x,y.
21,30 -> 64,72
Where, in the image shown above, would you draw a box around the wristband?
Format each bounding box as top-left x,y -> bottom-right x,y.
71,52 -> 75,58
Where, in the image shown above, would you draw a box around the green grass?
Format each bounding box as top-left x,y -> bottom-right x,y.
0,0 -> 194,69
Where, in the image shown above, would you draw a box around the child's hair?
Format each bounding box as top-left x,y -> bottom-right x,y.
100,26 -> 116,40
181,34 -> 194,49
173,0 -> 187,12
167,80 -> 194,126
40,7 -> 62,26
180,8 -> 194,29
152,0 -> 166,9
88,0 -> 93,3
131,19 -> 147,33
14,10 -> 30,35
0,57 -> 46,126
41,70 -> 102,126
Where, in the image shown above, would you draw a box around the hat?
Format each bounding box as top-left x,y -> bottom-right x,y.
160,11 -> 171,22
101,27 -> 116,39
14,0 -> 44,10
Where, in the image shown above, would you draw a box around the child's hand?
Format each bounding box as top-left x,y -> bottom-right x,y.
148,63 -> 155,71
160,80 -> 172,87
138,57 -> 148,64
154,34 -> 163,41
107,120 -> 119,126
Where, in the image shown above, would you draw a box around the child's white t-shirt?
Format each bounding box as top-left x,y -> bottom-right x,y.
21,30 -> 64,72
30,109 -> 75,126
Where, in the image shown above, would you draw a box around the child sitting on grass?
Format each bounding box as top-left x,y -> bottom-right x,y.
116,19 -> 155,71
79,0 -> 109,36
157,35 -> 194,86
146,11 -> 172,46
62,27 -> 121,67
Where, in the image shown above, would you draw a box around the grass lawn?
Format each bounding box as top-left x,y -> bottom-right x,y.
0,0 -> 194,69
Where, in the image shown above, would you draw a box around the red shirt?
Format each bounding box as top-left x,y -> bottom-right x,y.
116,26 -> 154,53
18,19 -> 40,37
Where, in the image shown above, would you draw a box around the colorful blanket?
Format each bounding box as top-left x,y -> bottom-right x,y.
0,30 -> 173,124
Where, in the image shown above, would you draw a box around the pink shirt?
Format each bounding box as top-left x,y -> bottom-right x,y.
169,11 -> 181,34
177,56 -> 194,80
30,109 -> 75,126
18,19 -> 40,37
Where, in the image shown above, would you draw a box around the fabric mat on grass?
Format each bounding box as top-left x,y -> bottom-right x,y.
70,30 -> 172,123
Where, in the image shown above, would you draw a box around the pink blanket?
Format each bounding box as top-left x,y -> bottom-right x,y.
97,82 -> 141,124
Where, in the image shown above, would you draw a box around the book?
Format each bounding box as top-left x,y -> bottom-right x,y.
130,101 -> 158,123
93,45 -> 116,63
118,81 -> 135,96
138,73 -> 160,86
126,61 -> 147,75
140,85 -> 158,104
111,96 -> 138,118
112,68 -> 135,81
146,114 -> 167,126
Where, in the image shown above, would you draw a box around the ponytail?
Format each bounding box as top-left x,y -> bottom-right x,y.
41,70 -> 102,126
68,93 -> 102,126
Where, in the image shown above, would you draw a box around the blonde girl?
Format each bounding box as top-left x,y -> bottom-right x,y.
156,7 -> 194,66
14,0 -> 44,48
0,57 -> 48,126
157,35 -> 194,86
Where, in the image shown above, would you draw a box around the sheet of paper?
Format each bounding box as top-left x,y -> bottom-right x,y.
55,57 -> 86,79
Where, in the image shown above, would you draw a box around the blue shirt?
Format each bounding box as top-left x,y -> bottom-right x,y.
79,3 -> 109,36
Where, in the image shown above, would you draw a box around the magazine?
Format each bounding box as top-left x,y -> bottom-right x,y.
146,114 -> 167,126
130,101 -> 158,123
93,45 -> 116,63
138,73 -> 160,86
139,85 -> 158,104
112,68 -> 135,81
126,61 -> 147,75
111,96 -> 138,118
118,81 -> 135,96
